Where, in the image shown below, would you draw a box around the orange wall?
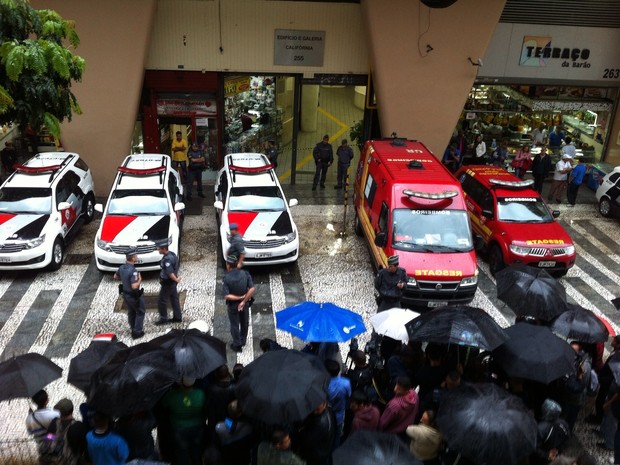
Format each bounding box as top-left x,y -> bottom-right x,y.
31,0 -> 157,193
361,0 -> 507,157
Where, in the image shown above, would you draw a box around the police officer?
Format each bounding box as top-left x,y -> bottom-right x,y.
265,140 -> 278,169
155,240 -> 182,325
312,134 -> 334,191
374,255 -> 407,312
334,139 -> 354,189
227,223 -> 245,268
114,247 -> 146,339
222,254 -> 255,352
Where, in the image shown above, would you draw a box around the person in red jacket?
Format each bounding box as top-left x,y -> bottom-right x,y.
350,390 -> 380,433
379,376 -> 419,439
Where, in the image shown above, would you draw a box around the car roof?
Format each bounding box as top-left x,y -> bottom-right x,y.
462,165 -> 539,198
114,154 -> 171,190
224,153 -> 278,188
5,152 -> 80,188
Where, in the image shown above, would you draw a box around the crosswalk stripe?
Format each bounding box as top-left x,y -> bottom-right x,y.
269,272 -> 294,349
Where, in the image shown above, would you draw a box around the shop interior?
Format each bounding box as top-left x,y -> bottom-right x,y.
458,84 -> 617,164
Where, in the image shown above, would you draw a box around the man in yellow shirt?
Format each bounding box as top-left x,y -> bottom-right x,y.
171,131 -> 188,182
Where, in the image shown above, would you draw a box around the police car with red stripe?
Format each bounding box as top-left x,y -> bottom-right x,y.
0,152 -> 95,270
214,153 -> 299,266
94,154 -> 185,271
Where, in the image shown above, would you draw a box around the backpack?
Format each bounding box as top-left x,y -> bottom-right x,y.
38,417 -> 75,463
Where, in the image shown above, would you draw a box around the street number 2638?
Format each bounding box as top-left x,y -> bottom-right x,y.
603,68 -> 620,79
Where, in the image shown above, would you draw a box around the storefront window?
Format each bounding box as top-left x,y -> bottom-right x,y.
457,84 -> 616,164
223,75 -> 285,156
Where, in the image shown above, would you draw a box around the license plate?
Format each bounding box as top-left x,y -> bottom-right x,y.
255,252 -> 272,258
428,301 -> 448,308
0,257 -> 10,263
538,261 -> 556,268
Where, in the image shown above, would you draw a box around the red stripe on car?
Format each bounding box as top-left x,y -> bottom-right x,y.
227,212 -> 259,235
0,213 -> 16,225
100,215 -> 138,241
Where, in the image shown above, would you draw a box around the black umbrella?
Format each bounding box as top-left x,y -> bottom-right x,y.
236,349 -> 330,424
492,322 -> 575,384
88,341 -> 177,417
549,303 -> 610,343
0,353 -> 62,402
496,265 -> 568,321
332,430 -> 421,465
436,382 -> 537,465
68,338 -> 128,392
405,305 -> 508,351
150,328 -> 227,379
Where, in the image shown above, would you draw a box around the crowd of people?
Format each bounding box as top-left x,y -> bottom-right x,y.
25,326 -> 611,465
441,125 -> 589,207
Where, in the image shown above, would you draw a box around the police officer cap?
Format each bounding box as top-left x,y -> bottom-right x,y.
226,254 -> 239,265
125,246 -> 138,259
387,255 -> 399,266
156,239 -> 169,249
229,223 -> 239,231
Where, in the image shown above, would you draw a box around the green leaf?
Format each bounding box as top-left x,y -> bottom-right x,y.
42,112 -> 61,139
5,43 -> 25,80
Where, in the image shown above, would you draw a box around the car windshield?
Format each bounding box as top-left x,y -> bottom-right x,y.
0,187 -> 52,214
392,209 -> 473,252
228,186 -> 286,211
107,189 -> 170,215
497,196 -> 553,223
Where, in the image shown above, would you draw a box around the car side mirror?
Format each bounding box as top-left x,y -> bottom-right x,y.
289,198 -> 298,207
214,200 -> 223,210
374,232 -> 387,247
174,202 -> 185,212
58,201 -> 71,211
552,210 -> 560,218
94,203 -> 103,213
482,209 -> 493,219
474,235 -> 484,251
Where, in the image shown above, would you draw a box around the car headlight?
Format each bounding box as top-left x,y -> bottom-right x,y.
460,275 -> 478,286
285,230 -> 297,243
96,238 -> 112,251
509,243 -> 530,256
24,235 -> 45,249
564,245 -> 575,255
406,276 -> 417,287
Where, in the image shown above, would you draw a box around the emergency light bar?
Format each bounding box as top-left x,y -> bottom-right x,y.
13,164 -> 62,174
403,189 -> 458,200
228,164 -> 275,173
489,178 -> 534,188
117,166 -> 166,175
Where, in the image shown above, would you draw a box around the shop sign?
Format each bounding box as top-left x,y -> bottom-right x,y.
520,36 -> 591,69
156,98 -> 216,116
224,77 -> 251,97
274,29 -> 325,67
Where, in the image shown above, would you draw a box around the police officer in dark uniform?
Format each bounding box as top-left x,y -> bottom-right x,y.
334,139 -> 354,189
265,140 -> 278,169
374,255 -> 407,312
312,134 -> 334,191
114,247 -> 146,339
222,254 -> 255,352
155,240 -> 182,325
227,223 -> 245,268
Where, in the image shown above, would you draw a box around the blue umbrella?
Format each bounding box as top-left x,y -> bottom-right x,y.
275,301 -> 366,342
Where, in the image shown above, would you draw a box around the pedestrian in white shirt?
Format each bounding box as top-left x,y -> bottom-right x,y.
547,153 -> 573,203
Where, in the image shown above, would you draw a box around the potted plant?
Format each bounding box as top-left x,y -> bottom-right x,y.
349,120 -> 365,152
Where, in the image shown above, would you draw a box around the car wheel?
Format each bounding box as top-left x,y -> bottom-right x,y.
83,194 -> 95,223
354,213 -> 363,237
48,238 -> 64,271
489,244 -> 505,276
599,197 -> 613,218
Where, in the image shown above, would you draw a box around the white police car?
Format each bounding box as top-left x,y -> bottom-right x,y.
596,166 -> 620,218
0,152 -> 95,270
214,153 -> 299,266
94,154 -> 185,272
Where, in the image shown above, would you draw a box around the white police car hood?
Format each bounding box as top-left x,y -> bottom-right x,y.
227,211 -> 293,238
99,215 -> 171,244
0,213 -> 50,240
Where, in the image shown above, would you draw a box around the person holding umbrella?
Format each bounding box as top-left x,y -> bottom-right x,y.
374,255 -> 407,312
223,254 -> 255,352
114,247 -> 145,339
